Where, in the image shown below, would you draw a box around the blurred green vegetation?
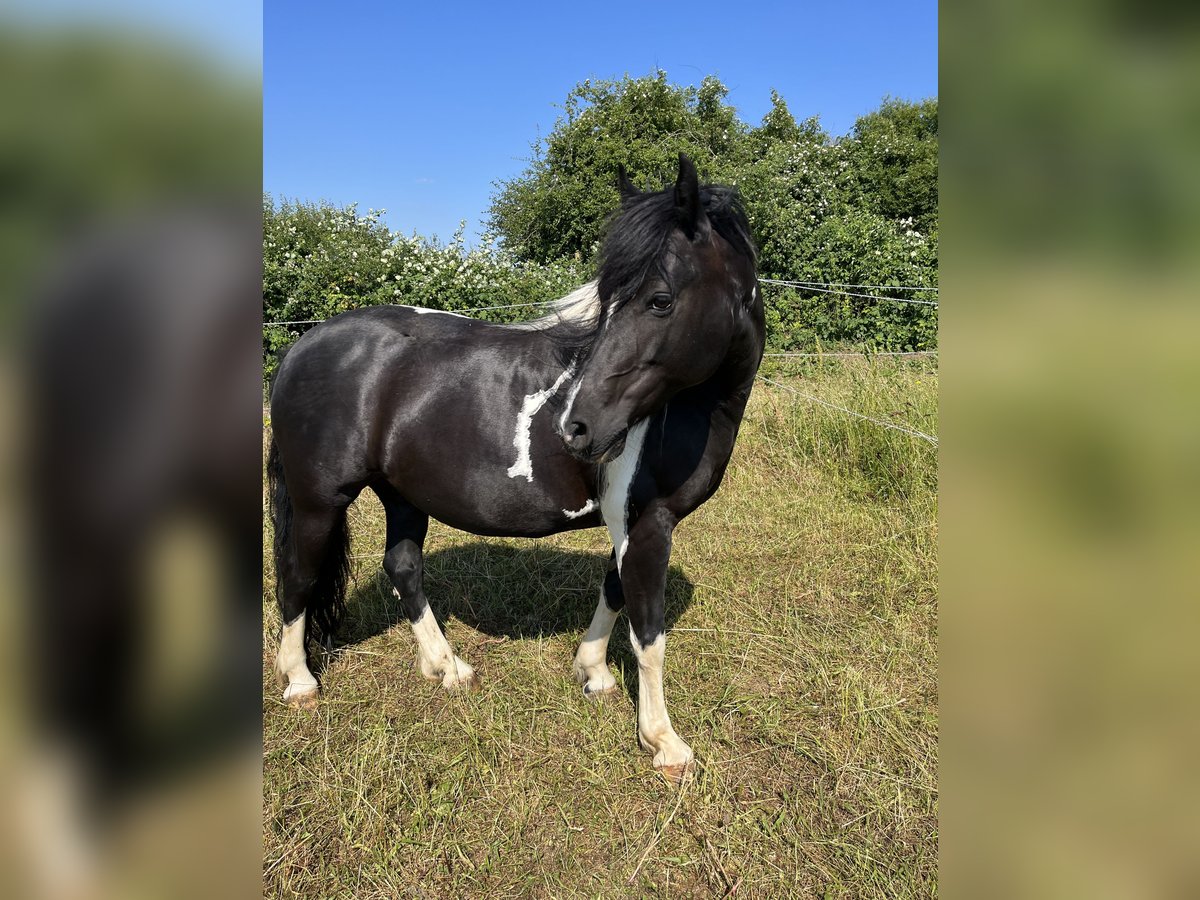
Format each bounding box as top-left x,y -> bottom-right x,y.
0,29 -> 259,310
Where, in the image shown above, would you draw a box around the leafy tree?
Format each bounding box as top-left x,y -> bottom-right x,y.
841,97 -> 939,232
488,72 -> 745,263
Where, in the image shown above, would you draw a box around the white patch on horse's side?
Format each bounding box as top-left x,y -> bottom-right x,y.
507,367 -> 574,482
406,305 -> 470,318
599,419 -> 650,573
562,498 -> 597,519
277,613 -> 317,704
629,629 -> 694,771
558,377 -> 584,434
406,594 -> 477,689
573,586 -> 619,695
509,280 -> 600,330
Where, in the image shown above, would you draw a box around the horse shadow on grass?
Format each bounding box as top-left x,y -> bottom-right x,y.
331,542 -> 695,704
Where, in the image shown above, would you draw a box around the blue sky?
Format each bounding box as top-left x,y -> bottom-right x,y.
265,1 -> 937,243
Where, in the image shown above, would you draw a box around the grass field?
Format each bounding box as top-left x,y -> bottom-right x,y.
262,360 -> 938,899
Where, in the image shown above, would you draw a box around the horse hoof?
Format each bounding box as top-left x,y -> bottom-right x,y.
446,672 -> 481,692
655,761 -> 695,785
286,688 -> 319,711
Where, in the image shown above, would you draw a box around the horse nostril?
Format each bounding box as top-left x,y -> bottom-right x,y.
567,421 -> 588,440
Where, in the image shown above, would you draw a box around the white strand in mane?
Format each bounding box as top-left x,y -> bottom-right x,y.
507,280 -> 600,330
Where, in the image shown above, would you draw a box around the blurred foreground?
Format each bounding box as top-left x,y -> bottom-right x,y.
0,11 -> 261,900
943,3 -> 1200,897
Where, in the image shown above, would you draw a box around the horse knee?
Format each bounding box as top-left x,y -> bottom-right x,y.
383,545 -> 423,610
602,564 -> 625,612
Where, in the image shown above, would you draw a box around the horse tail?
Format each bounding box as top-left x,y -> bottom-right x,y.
267,434 -> 351,647
266,435 -> 293,626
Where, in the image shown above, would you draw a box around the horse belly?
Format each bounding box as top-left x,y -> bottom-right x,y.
381,397 -> 601,538
393,456 -> 601,538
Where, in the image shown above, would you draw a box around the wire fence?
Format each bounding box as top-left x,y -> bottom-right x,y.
763,279 -> 937,292
264,297 -> 563,327
263,277 -> 939,446
757,278 -> 939,307
763,350 -> 936,359
263,277 -> 939,328
755,375 -> 938,445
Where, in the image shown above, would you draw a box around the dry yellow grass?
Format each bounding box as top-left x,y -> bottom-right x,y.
263,361 -> 937,898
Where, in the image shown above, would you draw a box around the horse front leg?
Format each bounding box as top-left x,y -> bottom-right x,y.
573,550 -> 622,698
621,507 -> 694,782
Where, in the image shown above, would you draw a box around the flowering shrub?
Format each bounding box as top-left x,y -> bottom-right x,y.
263,199 -> 587,376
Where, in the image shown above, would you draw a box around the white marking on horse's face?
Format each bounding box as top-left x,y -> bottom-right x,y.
562,498 -> 597,519
507,367 -> 575,482
277,613 -> 317,703
599,419 -> 650,573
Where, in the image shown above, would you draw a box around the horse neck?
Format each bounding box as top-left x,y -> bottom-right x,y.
678,315 -> 763,422
717,311 -> 766,403
513,327 -> 584,380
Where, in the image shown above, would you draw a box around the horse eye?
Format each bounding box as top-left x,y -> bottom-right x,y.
649,293 -> 673,313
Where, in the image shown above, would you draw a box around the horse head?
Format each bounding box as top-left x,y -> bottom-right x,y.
559,154 -> 760,462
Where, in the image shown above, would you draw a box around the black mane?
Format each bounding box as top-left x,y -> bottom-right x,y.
536,178 -> 756,368
597,182 -> 756,311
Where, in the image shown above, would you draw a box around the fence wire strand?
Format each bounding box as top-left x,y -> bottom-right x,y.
758,278 -> 939,307
265,275 -> 940,328
765,279 -> 938,292
264,297 -> 564,327
755,375 -> 938,445
763,350 -> 937,359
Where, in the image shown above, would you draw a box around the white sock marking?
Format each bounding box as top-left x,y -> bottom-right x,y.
629,628 -> 693,770
507,367 -> 575,482
573,586 -> 619,694
562,498 -> 597,519
599,419 -> 650,573
277,613 -> 317,702
405,593 -> 476,688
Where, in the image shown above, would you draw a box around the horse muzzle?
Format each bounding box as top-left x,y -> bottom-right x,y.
561,420 -> 628,464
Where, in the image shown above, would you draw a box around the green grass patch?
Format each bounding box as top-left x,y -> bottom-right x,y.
263,364 -> 938,898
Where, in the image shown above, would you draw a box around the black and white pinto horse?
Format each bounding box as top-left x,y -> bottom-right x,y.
268,155 -> 764,780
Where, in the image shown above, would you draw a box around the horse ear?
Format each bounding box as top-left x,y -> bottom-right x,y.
617,165 -> 639,200
674,153 -> 703,238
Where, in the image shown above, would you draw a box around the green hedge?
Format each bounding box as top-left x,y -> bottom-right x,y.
263,199 -> 588,377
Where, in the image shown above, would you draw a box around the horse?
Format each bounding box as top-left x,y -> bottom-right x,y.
267,154 -> 764,780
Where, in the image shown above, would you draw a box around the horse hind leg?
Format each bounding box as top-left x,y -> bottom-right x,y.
573,550 -> 622,698
378,488 -> 479,691
274,503 -> 351,710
